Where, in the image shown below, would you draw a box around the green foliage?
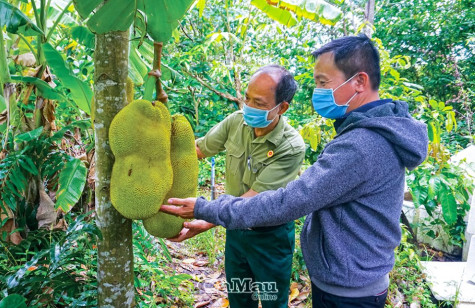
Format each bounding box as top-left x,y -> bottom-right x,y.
291,216 -> 307,282
42,42 -> 93,114
198,154 -> 226,186
74,0 -> 195,43
407,158 -> 474,247
0,1 -> 43,36
375,0 -> 474,148
253,0 -> 343,26
387,225 -> 437,307
55,159 -> 87,213
133,221 -> 194,307
0,120 -> 90,223
0,214 -> 195,307
299,116 -> 335,164
0,212 -> 101,307
0,294 -> 27,308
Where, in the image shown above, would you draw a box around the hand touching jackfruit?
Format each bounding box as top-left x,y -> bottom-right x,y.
143,114 -> 199,238
109,99 -> 173,219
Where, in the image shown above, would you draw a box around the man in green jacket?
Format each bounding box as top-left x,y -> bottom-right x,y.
169,65 -> 305,308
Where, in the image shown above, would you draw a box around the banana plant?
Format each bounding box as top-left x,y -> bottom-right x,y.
252,0 -> 343,27
0,1 -> 90,236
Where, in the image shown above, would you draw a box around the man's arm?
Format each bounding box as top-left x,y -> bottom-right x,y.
161,137 -> 371,228
166,189 -> 258,242
196,141 -> 206,159
195,113 -> 235,158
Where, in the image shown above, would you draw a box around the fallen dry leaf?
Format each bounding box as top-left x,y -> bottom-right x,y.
183,258 -> 196,264
194,260 -> 209,267
210,298 -> 229,308
289,284 -> 300,303
194,301 -> 210,308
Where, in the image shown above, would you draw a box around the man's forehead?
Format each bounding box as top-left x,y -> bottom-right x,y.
313,52 -> 344,78
251,70 -> 280,83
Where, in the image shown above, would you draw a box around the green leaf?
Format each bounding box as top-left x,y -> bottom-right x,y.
439,190 -> 457,225
56,159 -> 87,213
42,43 -> 92,114
20,156 -> 38,176
0,294 -> 27,308
10,75 -> 67,101
253,0 -> 342,26
0,1 -> 43,36
15,127 -> 43,142
0,94 -> 5,112
143,0 -> 195,43
129,46 -> 149,85
251,0 -> 297,27
10,167 -> 26,193
71,26 -> 95,49
50,119 -> 91,142
143,75 -> 155,101
197,0 -> 206,17
86,0 -> 135,34
73,0 -> 103,19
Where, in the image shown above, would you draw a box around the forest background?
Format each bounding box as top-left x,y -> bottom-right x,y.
0,0 -> 474,307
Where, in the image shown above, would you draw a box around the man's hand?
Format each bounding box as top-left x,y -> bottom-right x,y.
167,220 -> 215,242
160,197 -> 197,219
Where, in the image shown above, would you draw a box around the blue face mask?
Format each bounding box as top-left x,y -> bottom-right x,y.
312,74 -> 358,119
243,103 -> 281,128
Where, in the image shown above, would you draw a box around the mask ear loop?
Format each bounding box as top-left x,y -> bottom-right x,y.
333,73 -> 359,92
333,73 -> 359,106
343,92 -> 358,106
265,102 -> 282,122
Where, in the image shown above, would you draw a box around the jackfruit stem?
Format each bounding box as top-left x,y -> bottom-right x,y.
152,42 -> 168,104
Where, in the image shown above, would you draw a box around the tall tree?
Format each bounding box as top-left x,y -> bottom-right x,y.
94,30 -> 135,307
364,0 -> 375,37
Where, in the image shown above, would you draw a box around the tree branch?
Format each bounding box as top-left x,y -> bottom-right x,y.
182,68 -> 243,106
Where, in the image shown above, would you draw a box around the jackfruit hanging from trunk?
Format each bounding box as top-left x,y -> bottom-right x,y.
109,99 -> 173,220
144,114 -> 198,238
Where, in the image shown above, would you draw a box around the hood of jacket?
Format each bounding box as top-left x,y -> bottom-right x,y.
336,100 -> 428,170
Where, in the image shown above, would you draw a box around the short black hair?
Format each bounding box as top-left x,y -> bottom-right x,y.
254,65 -> 298,105
311,34 -> 381,90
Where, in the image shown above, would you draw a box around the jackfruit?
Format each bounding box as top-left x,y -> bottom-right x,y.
143,114 -> 198,238
109,99 -> 173,219
91,77 -> 134,126
126,76 -> 134,104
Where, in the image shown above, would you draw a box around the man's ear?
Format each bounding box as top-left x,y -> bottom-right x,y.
354,72 -> 371,92
278,102 -> 290,114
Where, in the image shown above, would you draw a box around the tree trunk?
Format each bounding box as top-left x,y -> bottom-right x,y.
364,0 -> 375,38
0,30 -> 11,96
94,30 -> 135,307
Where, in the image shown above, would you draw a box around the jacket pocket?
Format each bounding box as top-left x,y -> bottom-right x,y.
319,231 -> 330,270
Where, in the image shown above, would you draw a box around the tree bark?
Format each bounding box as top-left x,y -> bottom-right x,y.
364,0 -> 375,38
94,30 -> 135,307
0,30 -> 11,96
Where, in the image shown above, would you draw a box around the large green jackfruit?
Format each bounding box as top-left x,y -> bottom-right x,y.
109,99 -> 173,220
143,114 -> 198,238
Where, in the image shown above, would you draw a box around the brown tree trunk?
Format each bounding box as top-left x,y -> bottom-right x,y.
364,0 -> 375,38
94,30 -> 135,307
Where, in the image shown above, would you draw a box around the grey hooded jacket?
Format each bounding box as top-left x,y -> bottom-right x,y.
194,100 -> 428,296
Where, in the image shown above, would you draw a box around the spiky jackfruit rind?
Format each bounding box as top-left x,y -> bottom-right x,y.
143,114 -> 198,238
143,211 -> 185,239
109,99 -> 173,220
126,77 -> 134,104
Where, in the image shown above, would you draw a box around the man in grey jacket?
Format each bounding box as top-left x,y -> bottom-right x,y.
161,34 -> 428,308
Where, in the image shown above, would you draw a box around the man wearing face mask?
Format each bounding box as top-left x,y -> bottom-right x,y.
168,65 -> 305,308
162,34 -> 429,307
